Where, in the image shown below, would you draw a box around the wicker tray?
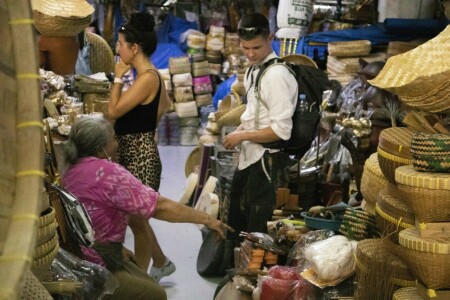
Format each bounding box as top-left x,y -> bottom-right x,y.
395,165 -> 450,223
328,40 -> 371,57
0,2 -> 44,298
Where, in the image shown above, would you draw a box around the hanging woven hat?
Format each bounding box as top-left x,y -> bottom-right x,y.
369,25 -> 450,113
282,54 -> 318,68
32,0 -> 94,37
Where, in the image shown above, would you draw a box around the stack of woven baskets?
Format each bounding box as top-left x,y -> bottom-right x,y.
369,25 -> 450,113
326,39 -> 383,87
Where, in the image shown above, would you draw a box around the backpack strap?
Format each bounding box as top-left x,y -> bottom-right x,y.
253,58 -> 296,130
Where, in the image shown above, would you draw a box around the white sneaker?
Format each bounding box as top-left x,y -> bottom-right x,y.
149,259 -> 176,283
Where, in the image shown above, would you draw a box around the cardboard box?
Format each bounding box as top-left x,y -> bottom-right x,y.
417,281 -> 450,300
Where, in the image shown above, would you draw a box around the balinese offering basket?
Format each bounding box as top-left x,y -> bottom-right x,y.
369,25 -> 450,113
411,133 -> 450,173
355,239 -> 415,300
361,153 -> 388,207
32,0 -> 94,37
375,188 -> 414,242
327,40 -> 371,57
395,165 -> 450,223
392,287 -> 425,300
377,127 -> 415,183
169,56 -> 191,75
394,228 -> 450,289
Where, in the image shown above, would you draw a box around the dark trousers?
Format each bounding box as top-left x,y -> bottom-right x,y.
227,151 -> 289,240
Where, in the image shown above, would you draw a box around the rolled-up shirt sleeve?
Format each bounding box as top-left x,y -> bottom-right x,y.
259,65 -> 298,141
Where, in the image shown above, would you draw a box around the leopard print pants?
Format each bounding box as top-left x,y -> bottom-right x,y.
116,131 -> 162,190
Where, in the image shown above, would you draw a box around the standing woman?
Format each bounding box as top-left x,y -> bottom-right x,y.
108,12 -> 173,282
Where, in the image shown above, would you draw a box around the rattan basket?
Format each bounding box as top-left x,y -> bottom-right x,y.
369,25 -> 450,113
395,165 -> 450,223
0,2 -> 44,298
19,270 -> 53,300
327,40 -> 371,57
355,239 -> 415,299
192,60 -> 210,77
38,206 -> 55,228
377,127 -> 415,183
411,133 -> 450,173
387,41 -> 419,58
392,287 -> 423,300
169,56 -> 191,75
361,153 -> 388,207
195,93 -> 213,107
31,242 -> 59,280
390,228 -> 450,289
339,208 -> 379,241
34,233 -> 58,260
85,31 -> 114,74
217,104 -> 246,128
375,188 -> 414,242
33,11 -> 93,37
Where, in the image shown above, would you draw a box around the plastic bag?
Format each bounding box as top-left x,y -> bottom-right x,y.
304,235 -> 357,282
253,274 -> 314,300
51,248 -> 119,299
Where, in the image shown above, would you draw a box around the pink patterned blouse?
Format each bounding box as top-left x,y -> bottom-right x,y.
62,157 -> 159,266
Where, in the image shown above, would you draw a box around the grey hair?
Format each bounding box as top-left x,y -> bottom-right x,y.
63,116 -> 115,167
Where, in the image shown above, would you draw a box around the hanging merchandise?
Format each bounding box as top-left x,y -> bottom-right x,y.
276,0 -> 314,56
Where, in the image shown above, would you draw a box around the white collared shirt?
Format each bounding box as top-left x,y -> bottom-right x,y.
238,52 -> 298,170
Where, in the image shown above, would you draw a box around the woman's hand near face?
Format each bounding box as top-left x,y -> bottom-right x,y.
115,59 -> 132,78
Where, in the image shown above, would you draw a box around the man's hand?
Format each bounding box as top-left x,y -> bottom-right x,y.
222,130 -> 245,150
205,218 -> 234,239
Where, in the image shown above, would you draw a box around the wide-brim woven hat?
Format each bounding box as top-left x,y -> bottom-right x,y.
282,54 -> 318,68
369,25 -> 450,112
32,0 -> 94,17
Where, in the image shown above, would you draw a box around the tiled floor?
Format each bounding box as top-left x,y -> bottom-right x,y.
123,145 -> 222,300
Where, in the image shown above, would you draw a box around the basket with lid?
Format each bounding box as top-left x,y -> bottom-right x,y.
395,165 -> 450,223
411,133 -> 450,173
361,153 -> 388,207
375,188 -> 414,243
390,228 -> 450,289
377,127 -> 416,183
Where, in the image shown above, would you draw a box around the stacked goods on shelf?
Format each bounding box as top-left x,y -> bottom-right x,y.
326,40 -> 384,87
354,239 -> 415,300
239,240 -> 279,271
206,25 -> 225,76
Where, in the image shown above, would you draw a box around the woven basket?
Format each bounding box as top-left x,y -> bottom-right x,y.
387,41 -> 419,58
38,206 -> 55,228
327,40 -> 371,57
174,86 -> 194,103
361,153 -> 388,207
395,165 -> 450,223
85,32 -> 114,74
34,232 -> 58,260
217,104 -> 246,128
339,208 -> 379,241
208,62 -> 222,75
37,219 -> 58,246
33,11 -> 92,37
392,287 -> 424,300
187,30 -> 206,50
169,56 -> 191,75
193,75 -> 213,95
377,127 -> 415,183
368,25 -> 450,113
172,73 -> 193,88
283,54 -> 318,68
411,133 -> 450,173
390,228 -> 450,289
195,93 -> 213,107
19,270 -> 53,300
192,60 -> 210,77
206,50 -> 223,64
375,188 -> 414,242
0,2 -> 44,298
355,239 -> 415,296
31,242 -> 59,280
174,101 -> 198,118
82,92 -> 110,114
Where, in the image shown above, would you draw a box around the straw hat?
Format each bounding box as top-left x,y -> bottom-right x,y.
283,54 -> 318,68
32,0 -> 94,18
369,25 -> 450,113
180,173 -> 198,205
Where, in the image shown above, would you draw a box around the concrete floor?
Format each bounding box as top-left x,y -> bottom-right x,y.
123,145 -> 222,300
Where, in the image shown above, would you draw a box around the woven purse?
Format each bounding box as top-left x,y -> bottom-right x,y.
174,86 -> 194,103
169,56 -> 191,75
192,60 -> 211,77
411,133 -> 450,173
193,75 -> 213,95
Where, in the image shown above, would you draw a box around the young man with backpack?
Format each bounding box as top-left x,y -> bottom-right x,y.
222,13 -> 298,244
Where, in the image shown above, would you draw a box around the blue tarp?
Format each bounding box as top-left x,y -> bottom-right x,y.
151,42 -> 186,69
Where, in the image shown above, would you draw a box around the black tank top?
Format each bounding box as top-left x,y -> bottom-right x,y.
114,69 -> 161,135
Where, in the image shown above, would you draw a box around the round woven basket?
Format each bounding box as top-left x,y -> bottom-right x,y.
361,153 -> 388,207
31,242 -> 59,280
34,232 -> 58,260
327,40 -> 371,57
217,104 -> 246,128
85,31 -> 115,74
0,2 -> 44,298
395,165 -> 450,223
411,133 -> 450,173
33,11 -> 93,37
37,219 -> 58,245
354,239 -> 415,300
389,228 -> 450,289
338,208 -> 379,241
185,146 -> 201,177
38,206 -> 55,228
377,127 -> 415,183
19,270 -> 53,300
392,287 -> 423,300
375,188 -> 414,242
369,25 -> 450,113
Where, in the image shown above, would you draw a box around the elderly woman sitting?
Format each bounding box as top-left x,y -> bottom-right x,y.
61,116 -> 232,300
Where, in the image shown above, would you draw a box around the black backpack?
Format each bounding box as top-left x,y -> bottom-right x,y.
250,57 -> 329,157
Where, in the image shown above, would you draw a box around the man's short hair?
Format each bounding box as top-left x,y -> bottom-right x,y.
237,13 -> 270,40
